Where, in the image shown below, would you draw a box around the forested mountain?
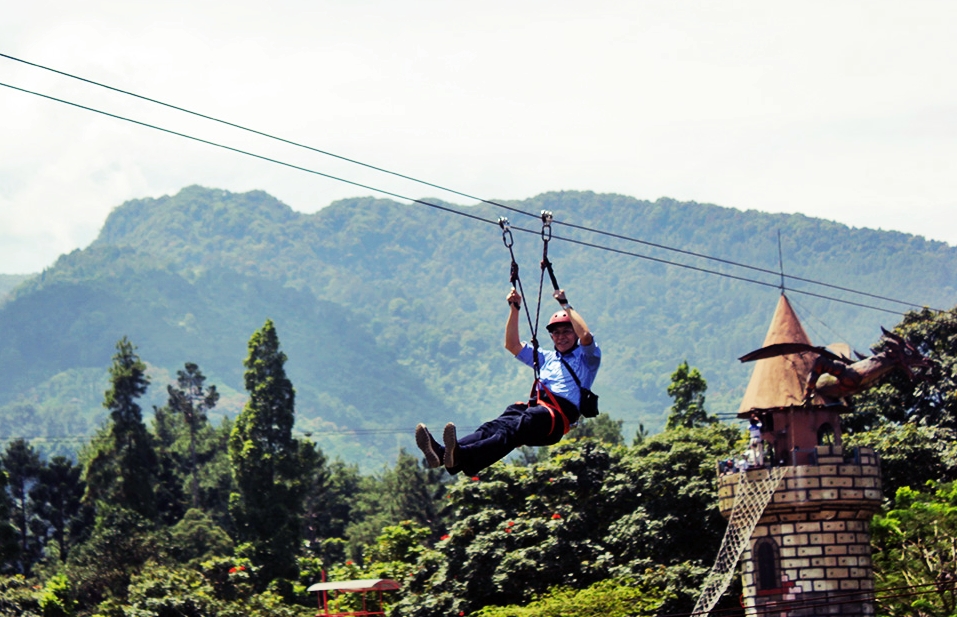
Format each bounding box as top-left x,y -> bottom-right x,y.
1,186 -> 955,466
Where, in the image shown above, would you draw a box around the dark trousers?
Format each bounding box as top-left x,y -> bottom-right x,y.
455,403 -> 567,476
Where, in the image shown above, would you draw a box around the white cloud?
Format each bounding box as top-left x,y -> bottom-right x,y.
2,0 -> 956,273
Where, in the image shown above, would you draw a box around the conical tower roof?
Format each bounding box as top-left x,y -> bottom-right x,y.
738,294 -> 822,413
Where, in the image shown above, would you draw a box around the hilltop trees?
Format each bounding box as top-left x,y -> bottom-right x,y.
569,414 -> 625,445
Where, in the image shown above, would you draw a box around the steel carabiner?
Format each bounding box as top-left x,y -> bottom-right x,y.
499,217 -> 514,248
540,210 -> 553,243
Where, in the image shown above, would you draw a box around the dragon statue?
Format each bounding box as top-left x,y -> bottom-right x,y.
739,327 -> 934,405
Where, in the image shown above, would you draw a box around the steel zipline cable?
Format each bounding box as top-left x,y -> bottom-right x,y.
0,81 -> 496,228
0,78 -> 937,317
0,52 -> 943,313
541,231 -> 909,314
0,51 -> 537,222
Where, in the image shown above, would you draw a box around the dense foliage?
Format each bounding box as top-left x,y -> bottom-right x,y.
0,320 -> 745,615
0,303 -> 952,614
871,482 -> 957,617
834,306 -> 957,617
846,308 -> 957,498
2,186 -> 956,466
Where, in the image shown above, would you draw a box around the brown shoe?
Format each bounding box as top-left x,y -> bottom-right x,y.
415,424 -> 442,469
443,422 -> 459,470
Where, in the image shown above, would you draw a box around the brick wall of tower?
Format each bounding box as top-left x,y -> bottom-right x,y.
717,446 -> 882,617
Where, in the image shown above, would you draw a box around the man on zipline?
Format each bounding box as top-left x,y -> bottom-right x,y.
415,286 -> 601,476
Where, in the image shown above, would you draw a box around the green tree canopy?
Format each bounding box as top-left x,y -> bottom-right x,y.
28,455 -> 86,563
472,577 -> 671,617
848,307 -> 957,432
871,482 -> 957,617
65,505 -> 159,608
391,424 -> 739,617
569,414 -> 625,445
844,308 -> 957,497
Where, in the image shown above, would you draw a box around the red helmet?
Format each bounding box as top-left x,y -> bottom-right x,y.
546,311 -> 572,331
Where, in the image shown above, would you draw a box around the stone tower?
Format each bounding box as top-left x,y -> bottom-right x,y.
717,295 -> 882,617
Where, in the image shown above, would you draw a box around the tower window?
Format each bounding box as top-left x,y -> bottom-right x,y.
756,540 -> 778,590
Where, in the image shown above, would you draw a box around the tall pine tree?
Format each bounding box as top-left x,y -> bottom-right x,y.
1,439 -> 41,572
167,362 -> 219,510
0,470 -> 19,573
29,455 -> 86,562
228,319 -> 308,583
83,337 -> 158,519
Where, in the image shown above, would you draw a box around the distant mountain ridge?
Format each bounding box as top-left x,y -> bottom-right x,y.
0,274 -> 33,302
1,186 -> 955,466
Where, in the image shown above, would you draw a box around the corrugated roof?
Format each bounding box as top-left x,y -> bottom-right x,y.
738,294 -> 824,413
307,579 -> 401,593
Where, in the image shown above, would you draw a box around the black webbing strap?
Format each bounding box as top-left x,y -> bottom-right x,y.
531,211 -> 559,374
558,355 -> 583,391
500,217 -> 541,378
540,210 -> 560,293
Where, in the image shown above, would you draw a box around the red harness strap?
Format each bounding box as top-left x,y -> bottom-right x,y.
532,381 -> 571,436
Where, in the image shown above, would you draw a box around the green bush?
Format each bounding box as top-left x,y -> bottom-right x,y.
472,576 -> 670,617
38,574 -> 74,617
0,574 -> 41,617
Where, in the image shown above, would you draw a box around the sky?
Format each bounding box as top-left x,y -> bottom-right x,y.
2,1 -> 956,274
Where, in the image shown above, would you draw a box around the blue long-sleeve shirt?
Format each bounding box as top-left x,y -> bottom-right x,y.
515,339 -> 601,408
